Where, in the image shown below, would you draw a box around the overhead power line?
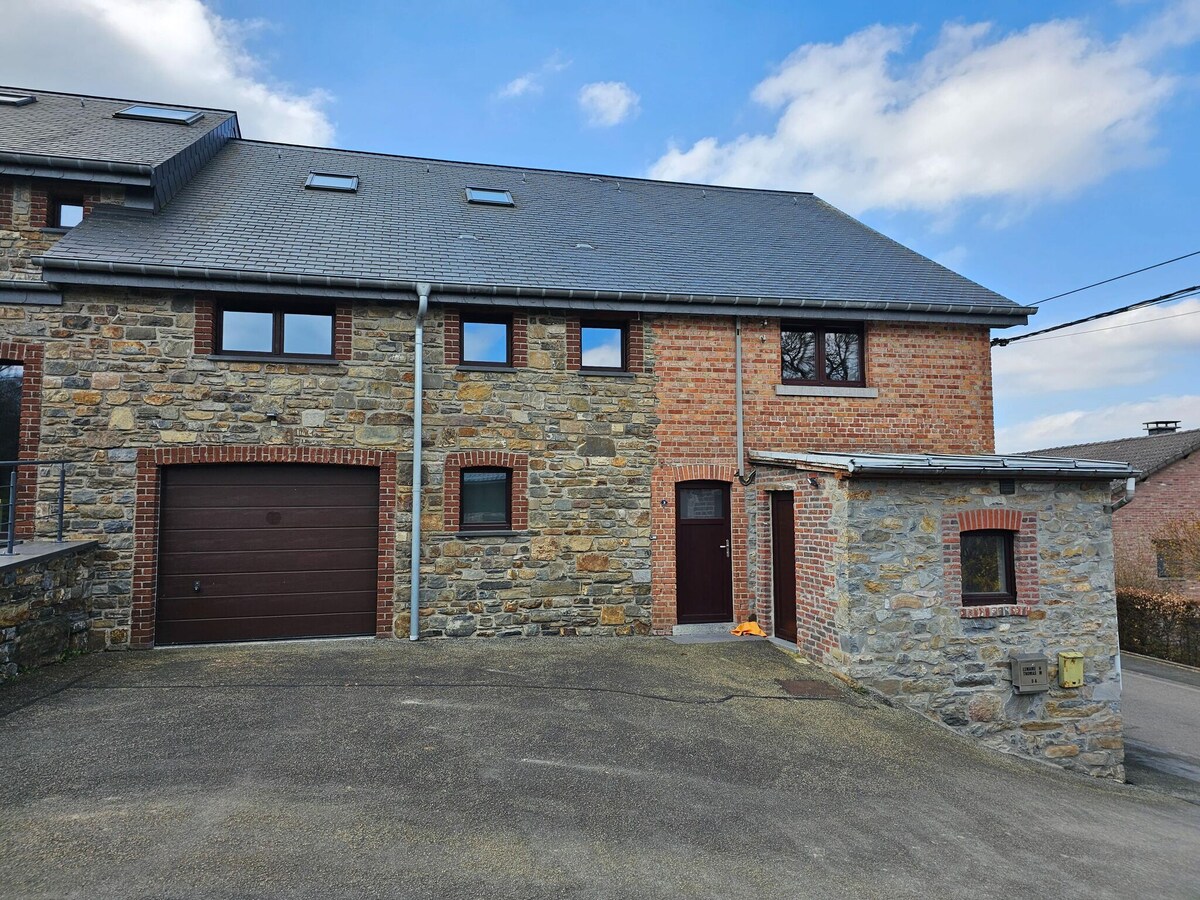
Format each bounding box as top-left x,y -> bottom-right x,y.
993,284 -> 1200,347
1007,307 -> 1200,345
1034,249 -> 1200,305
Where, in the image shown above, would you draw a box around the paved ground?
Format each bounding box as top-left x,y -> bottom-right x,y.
1122,652 -> 1200,803
2,639 -> 1199,900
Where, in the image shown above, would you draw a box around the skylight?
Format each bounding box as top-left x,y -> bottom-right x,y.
305,172 -> 359,193
0,93 -> 36,107
113,105 -> 204,125
465,187 -> 514,207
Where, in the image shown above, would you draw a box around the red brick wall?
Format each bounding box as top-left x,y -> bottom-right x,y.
0,341 -> 43,537
442,450 -> 529,531
1114,451 -> 1200,601
131,446 -> 398,648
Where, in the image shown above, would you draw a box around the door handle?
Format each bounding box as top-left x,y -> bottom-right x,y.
719,541 -> 731,558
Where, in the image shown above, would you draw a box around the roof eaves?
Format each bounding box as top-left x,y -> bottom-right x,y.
0,150 -> 153,184
748,450 -> 1136,480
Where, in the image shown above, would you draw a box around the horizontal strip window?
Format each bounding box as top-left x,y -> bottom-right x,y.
216,302 -> 335,359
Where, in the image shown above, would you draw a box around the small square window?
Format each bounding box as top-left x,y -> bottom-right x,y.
461,316 -> 511,366
461,468 -> 512,530
961,530 -> 1016,606
580,321 -> 627,370
465,187 -> 514,206
782,323 -> 865,386
306,172 -> 359,192
216,304 -> 334,358
50,198 -> 85,229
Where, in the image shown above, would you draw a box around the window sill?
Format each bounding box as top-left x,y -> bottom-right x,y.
208,354 -> 343,366
39,227 -> 73,235
960,604 -> 1030,619
775,384 -> 878,398
455,529 -> 524,538
578,368 -> 635,379
457,364 -> 518,373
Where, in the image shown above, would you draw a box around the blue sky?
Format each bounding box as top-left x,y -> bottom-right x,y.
4,0 -> 1199,450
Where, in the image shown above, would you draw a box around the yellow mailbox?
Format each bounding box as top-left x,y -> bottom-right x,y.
1058,651 -> 1084,689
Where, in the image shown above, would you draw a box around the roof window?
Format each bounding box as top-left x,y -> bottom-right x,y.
0,93 -> 36,106
465,187 -> 514,207
305,172 -> 359,193
114,104 -> 204,125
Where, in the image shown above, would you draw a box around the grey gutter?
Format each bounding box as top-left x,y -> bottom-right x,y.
36,258 -> 1035,325
0,280 -> 62,305
0,151 -> 153,183
749,452 -> 1136,480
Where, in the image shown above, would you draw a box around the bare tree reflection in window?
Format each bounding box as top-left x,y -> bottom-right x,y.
824,331 -> 861,382
781,329 -> 816,381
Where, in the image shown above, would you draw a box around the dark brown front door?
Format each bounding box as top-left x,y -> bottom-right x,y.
675,481 -> 733,624
156,464 -> 379,645
771,491 -> 797,643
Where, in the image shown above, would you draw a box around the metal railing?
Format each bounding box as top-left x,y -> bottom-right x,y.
1,460 -> 68,554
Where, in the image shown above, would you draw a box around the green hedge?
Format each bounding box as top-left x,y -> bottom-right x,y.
1117,588 -> 1200,667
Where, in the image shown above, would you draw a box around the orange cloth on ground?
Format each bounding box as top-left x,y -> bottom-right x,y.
731,621 -> 767,637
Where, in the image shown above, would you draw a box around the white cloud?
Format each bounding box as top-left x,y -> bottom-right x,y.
497,52 -> 570,100
578,81 -> 640,127
997,394 -> 1200,452
993,298 -> 1200,395
0,0 -> 334,144
650,3 -> 1200,214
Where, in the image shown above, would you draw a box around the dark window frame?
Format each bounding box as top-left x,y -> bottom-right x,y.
214,299 -> 336,359
460,466 -> 513,531
579,318 -> 629,372
459,313 -> 513,367
961,529 -> 1017,607
48,195 -> 85,229
780,321 -> 866,387
1154,539 -> 1186,579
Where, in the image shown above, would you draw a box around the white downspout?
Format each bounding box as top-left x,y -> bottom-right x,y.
409,284 -> 430,641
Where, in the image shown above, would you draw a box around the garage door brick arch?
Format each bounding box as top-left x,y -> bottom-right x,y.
132,446 -> 398,648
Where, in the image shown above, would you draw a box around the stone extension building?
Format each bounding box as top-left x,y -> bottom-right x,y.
0,87 -> 1135,777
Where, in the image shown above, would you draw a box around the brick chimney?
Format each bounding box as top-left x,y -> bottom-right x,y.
1144,420 -> 1180,435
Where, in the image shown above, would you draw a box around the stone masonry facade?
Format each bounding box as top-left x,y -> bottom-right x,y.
0,177 -> 124,281
751,467 -> 1123,779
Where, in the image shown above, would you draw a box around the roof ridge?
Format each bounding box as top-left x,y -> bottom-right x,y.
1027,427 -> 1200,454
0,84 -> 237,117
233,138 -> 818,198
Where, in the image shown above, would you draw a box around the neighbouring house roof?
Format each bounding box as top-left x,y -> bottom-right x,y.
0,86 -> 239,209
1021,428 -> 1200,481
35,137 -> 1035,325
750,450 -> 1136,480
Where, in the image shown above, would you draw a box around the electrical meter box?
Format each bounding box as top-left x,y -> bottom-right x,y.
1010,653 -> 1050,694
1058,651 -> 1084,689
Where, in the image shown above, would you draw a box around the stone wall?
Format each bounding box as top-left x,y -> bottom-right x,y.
0,176 -> 123,281
821,475 -> 1122,779
0,542 -> 97,680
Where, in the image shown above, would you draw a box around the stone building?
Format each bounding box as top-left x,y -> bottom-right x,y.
1,87 -> 1135,777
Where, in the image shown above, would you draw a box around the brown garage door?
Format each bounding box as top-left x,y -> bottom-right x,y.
156,464 -> 379,645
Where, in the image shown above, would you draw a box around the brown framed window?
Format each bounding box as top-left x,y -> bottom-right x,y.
580,319 -> 628,371
215,301 -> 334,358
460,467 -> 512,530
460,314 -> 512,366
49,196 -> 85,229
781,322 -> 865,386
961,530 -> 1016,606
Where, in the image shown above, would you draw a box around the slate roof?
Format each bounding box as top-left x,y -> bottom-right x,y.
0,86 -> 237,170
40,139 -> 1033,323
750,450 -> 1135,480
1021,428 -> 1200,480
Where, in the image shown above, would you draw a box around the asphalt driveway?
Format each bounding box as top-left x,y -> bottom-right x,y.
2,638 -> 1198,900
1122,652 -> 1200,802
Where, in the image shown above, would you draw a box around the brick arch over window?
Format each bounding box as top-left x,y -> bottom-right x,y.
442,450 -> 529,531
943,508 -> 1039,618
131,446 -> 398,648
651,463 -> 749,633
0,341 -> 43,538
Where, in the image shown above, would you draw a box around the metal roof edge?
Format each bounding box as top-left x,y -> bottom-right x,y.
0,150 -> 152,178
35,258 -> 1033,324
748,450 -> 1137,480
